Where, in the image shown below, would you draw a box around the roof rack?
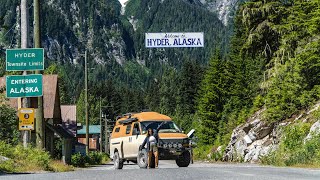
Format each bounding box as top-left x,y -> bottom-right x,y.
123,113 -> 133,118
118,117 -> 138,125
116,115 -> 123,120
116,113 -> 134,120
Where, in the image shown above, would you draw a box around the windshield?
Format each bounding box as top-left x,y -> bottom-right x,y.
140,121 -> 181,133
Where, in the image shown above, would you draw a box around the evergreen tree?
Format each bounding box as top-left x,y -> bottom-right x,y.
159,68 -> 178,115
176,60 -> 203,115
174,60 -> 203,131
145,79 -> 160,112
197,50 -> 232,144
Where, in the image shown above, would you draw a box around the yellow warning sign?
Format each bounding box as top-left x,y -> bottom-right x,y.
18,108 -> 35,130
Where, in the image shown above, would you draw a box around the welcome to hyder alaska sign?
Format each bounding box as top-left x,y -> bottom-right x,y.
145,32 -> 204,48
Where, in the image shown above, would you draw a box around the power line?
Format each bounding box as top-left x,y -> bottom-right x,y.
2,3 -> 33,39
2,23 -> 17,38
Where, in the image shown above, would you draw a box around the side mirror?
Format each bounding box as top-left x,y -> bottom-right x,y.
187,129 -> 195,138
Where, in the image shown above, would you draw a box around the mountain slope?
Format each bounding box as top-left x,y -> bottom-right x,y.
0,0 -> 241,120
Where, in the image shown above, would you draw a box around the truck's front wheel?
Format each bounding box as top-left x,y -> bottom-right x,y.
176,151 -> 190,167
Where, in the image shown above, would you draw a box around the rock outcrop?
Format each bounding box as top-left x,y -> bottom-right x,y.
223,108 -> 281,163
305,120 -> 320,142
223,102 -> 320,163
0,155 -> 9,162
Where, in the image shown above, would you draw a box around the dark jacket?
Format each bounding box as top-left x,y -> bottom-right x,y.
141,122 -> 164,151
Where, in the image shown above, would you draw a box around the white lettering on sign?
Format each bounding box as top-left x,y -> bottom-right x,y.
29,61 -> 43,66
6,62 -> 27,67
11,78 -> 37,84
20,109 -> 34,113
14,53 -> 36,58
9,87 -> 39,94
145,32 -> 204,48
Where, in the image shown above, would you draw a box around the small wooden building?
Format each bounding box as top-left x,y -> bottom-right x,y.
77,125 -> 101,151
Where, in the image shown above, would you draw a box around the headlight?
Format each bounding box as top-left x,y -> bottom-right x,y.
168,144 -> 172,148
163,144 -> 168,148
173,144 -> 177,148
178,144 -> 183,148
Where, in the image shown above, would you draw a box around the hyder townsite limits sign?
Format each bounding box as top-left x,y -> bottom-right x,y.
6,48 -> 44,71
6,74 -> 43,98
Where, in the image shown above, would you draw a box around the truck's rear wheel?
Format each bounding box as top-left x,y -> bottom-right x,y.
176,151 -> 190,167
114,151 -> 123,169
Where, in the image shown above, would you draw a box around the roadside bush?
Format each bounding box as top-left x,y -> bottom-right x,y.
0,141 -> 72,173
71,152 -> 110,167
210,146 -> 225,161
0,141 -> 58,172
88,151 -> 104,164
48,160 -> 74,172
0,104 -> 19,144
193,144 -> 227,162
71,153 -> 86,167
193,145 -> 212,160
261,123 -> 320,167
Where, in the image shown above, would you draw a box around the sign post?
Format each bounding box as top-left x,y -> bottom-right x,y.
18,108 -> 35,130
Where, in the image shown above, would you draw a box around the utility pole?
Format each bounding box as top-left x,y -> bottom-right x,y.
85,50 -> 89,154
34,0 -> 45,149
21,0 -> 29,148
99,97 -> 102,152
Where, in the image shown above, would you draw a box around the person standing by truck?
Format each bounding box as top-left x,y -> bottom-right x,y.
140,122 -> 165,168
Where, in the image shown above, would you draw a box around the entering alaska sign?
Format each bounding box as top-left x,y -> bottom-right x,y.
145,32 -> 204,48
6,48 -> 44,71
6,74 -> 43,98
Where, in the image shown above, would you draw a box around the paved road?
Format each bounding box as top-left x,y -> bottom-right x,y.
1,161 -> 320,180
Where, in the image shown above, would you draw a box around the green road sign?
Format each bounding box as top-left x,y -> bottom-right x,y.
6,48 -> 44,71
6,74 -> 43,98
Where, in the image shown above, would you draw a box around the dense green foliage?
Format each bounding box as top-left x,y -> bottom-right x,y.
0,141 -> 73,172
197,51 -> 234,144
261,123 -> 320,167
0,141 -> 50,172
237,0 -> 320,122
0,104 -> 19,144
71,152 -> 109,167
195,0 -> 320,147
